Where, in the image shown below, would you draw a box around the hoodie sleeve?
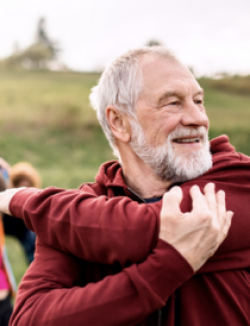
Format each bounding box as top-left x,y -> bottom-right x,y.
10,238 -> 193,326
9,186 -> 160,266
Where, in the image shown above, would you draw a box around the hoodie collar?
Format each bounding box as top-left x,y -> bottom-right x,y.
210,134 -> 235,155
95,160 -> 127,188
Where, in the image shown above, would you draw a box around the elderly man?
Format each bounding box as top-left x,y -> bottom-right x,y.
2,47 -> 250,325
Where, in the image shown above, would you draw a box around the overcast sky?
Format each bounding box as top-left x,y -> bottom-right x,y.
1,0 -> 250,76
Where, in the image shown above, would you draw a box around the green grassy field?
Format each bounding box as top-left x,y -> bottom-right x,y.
1,69 -> 250,288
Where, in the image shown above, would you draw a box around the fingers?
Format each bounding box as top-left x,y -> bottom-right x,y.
190,185 -> 208,212
216,189 -> 226,225
204,183 -> 218,216
219,211 -> 233,243
203,183 -> 233,243
204,183 -> 227,223
161,186 -> 183,217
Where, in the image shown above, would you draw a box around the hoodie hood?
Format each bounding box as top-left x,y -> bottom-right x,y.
95,160 -> 126,188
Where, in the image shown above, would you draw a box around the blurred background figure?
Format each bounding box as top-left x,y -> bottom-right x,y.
10,162 -> 41,189
3,162 -> 42,264
0,159 -> 12,189
0,174 -> 16,326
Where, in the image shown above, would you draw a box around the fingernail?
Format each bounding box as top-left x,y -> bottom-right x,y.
191,185 -> 199,191
169,186 -> 182,195
208,182 -> 215,189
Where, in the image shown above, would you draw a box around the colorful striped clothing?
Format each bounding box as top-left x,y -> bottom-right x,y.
0,214 -> 16,297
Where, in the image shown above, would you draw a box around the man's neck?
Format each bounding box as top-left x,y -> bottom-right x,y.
121,151 -> 171,199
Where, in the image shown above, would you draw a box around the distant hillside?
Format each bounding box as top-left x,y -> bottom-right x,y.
200,75 -> 250,96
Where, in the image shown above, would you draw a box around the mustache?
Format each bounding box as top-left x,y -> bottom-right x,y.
169,126 -> 208,141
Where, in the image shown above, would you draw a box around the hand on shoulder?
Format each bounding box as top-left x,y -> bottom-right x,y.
159,183 -> 233,271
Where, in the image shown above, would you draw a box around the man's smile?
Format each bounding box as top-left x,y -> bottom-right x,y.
172,137 -> 200,144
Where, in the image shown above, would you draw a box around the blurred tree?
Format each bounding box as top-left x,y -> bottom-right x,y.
146,39 -> 163,47
36,18 -> 59,59
0,18 -> 61,70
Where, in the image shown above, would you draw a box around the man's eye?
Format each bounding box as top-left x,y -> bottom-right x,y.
195,100 -> 203,105
169,101 -> 179,105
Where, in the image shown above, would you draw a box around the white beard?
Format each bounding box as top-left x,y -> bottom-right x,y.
129,120 -> 213,183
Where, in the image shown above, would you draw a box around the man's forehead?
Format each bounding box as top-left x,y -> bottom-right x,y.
139,54 -> 182,70
138,55 -> 202,94
139,55 -> 194,81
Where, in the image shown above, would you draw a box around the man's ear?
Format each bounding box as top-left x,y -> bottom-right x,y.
106,106 -> 131,143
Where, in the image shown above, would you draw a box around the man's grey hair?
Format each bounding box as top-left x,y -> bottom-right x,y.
89,46 -> 180,158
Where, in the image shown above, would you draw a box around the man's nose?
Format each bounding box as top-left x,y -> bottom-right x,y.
180,102 -> 208,127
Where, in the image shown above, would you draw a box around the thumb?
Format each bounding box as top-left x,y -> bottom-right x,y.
161,186 -> 183,216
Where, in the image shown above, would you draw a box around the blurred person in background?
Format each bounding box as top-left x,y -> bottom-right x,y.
0,173 -> 16,326
0,159 -> 12,189
3,162 -> 41,264
10,162 -> 41,189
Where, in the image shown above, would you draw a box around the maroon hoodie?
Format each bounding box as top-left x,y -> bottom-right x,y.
9,136 -> 250,325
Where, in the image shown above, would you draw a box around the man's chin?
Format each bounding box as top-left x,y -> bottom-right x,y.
166,148 -> 213,183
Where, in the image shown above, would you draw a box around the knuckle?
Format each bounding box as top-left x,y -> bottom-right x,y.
199,211 -> 213,223
167,192 -> 179,201
223,223 -> 231,236
211,223 -> 220,234
221,230 -> 228,240
222,212 -> 228,220
218,189 -> 225,197
163,193 -> 175,205
161,211 -> 181,226
160,210 -> 172,220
